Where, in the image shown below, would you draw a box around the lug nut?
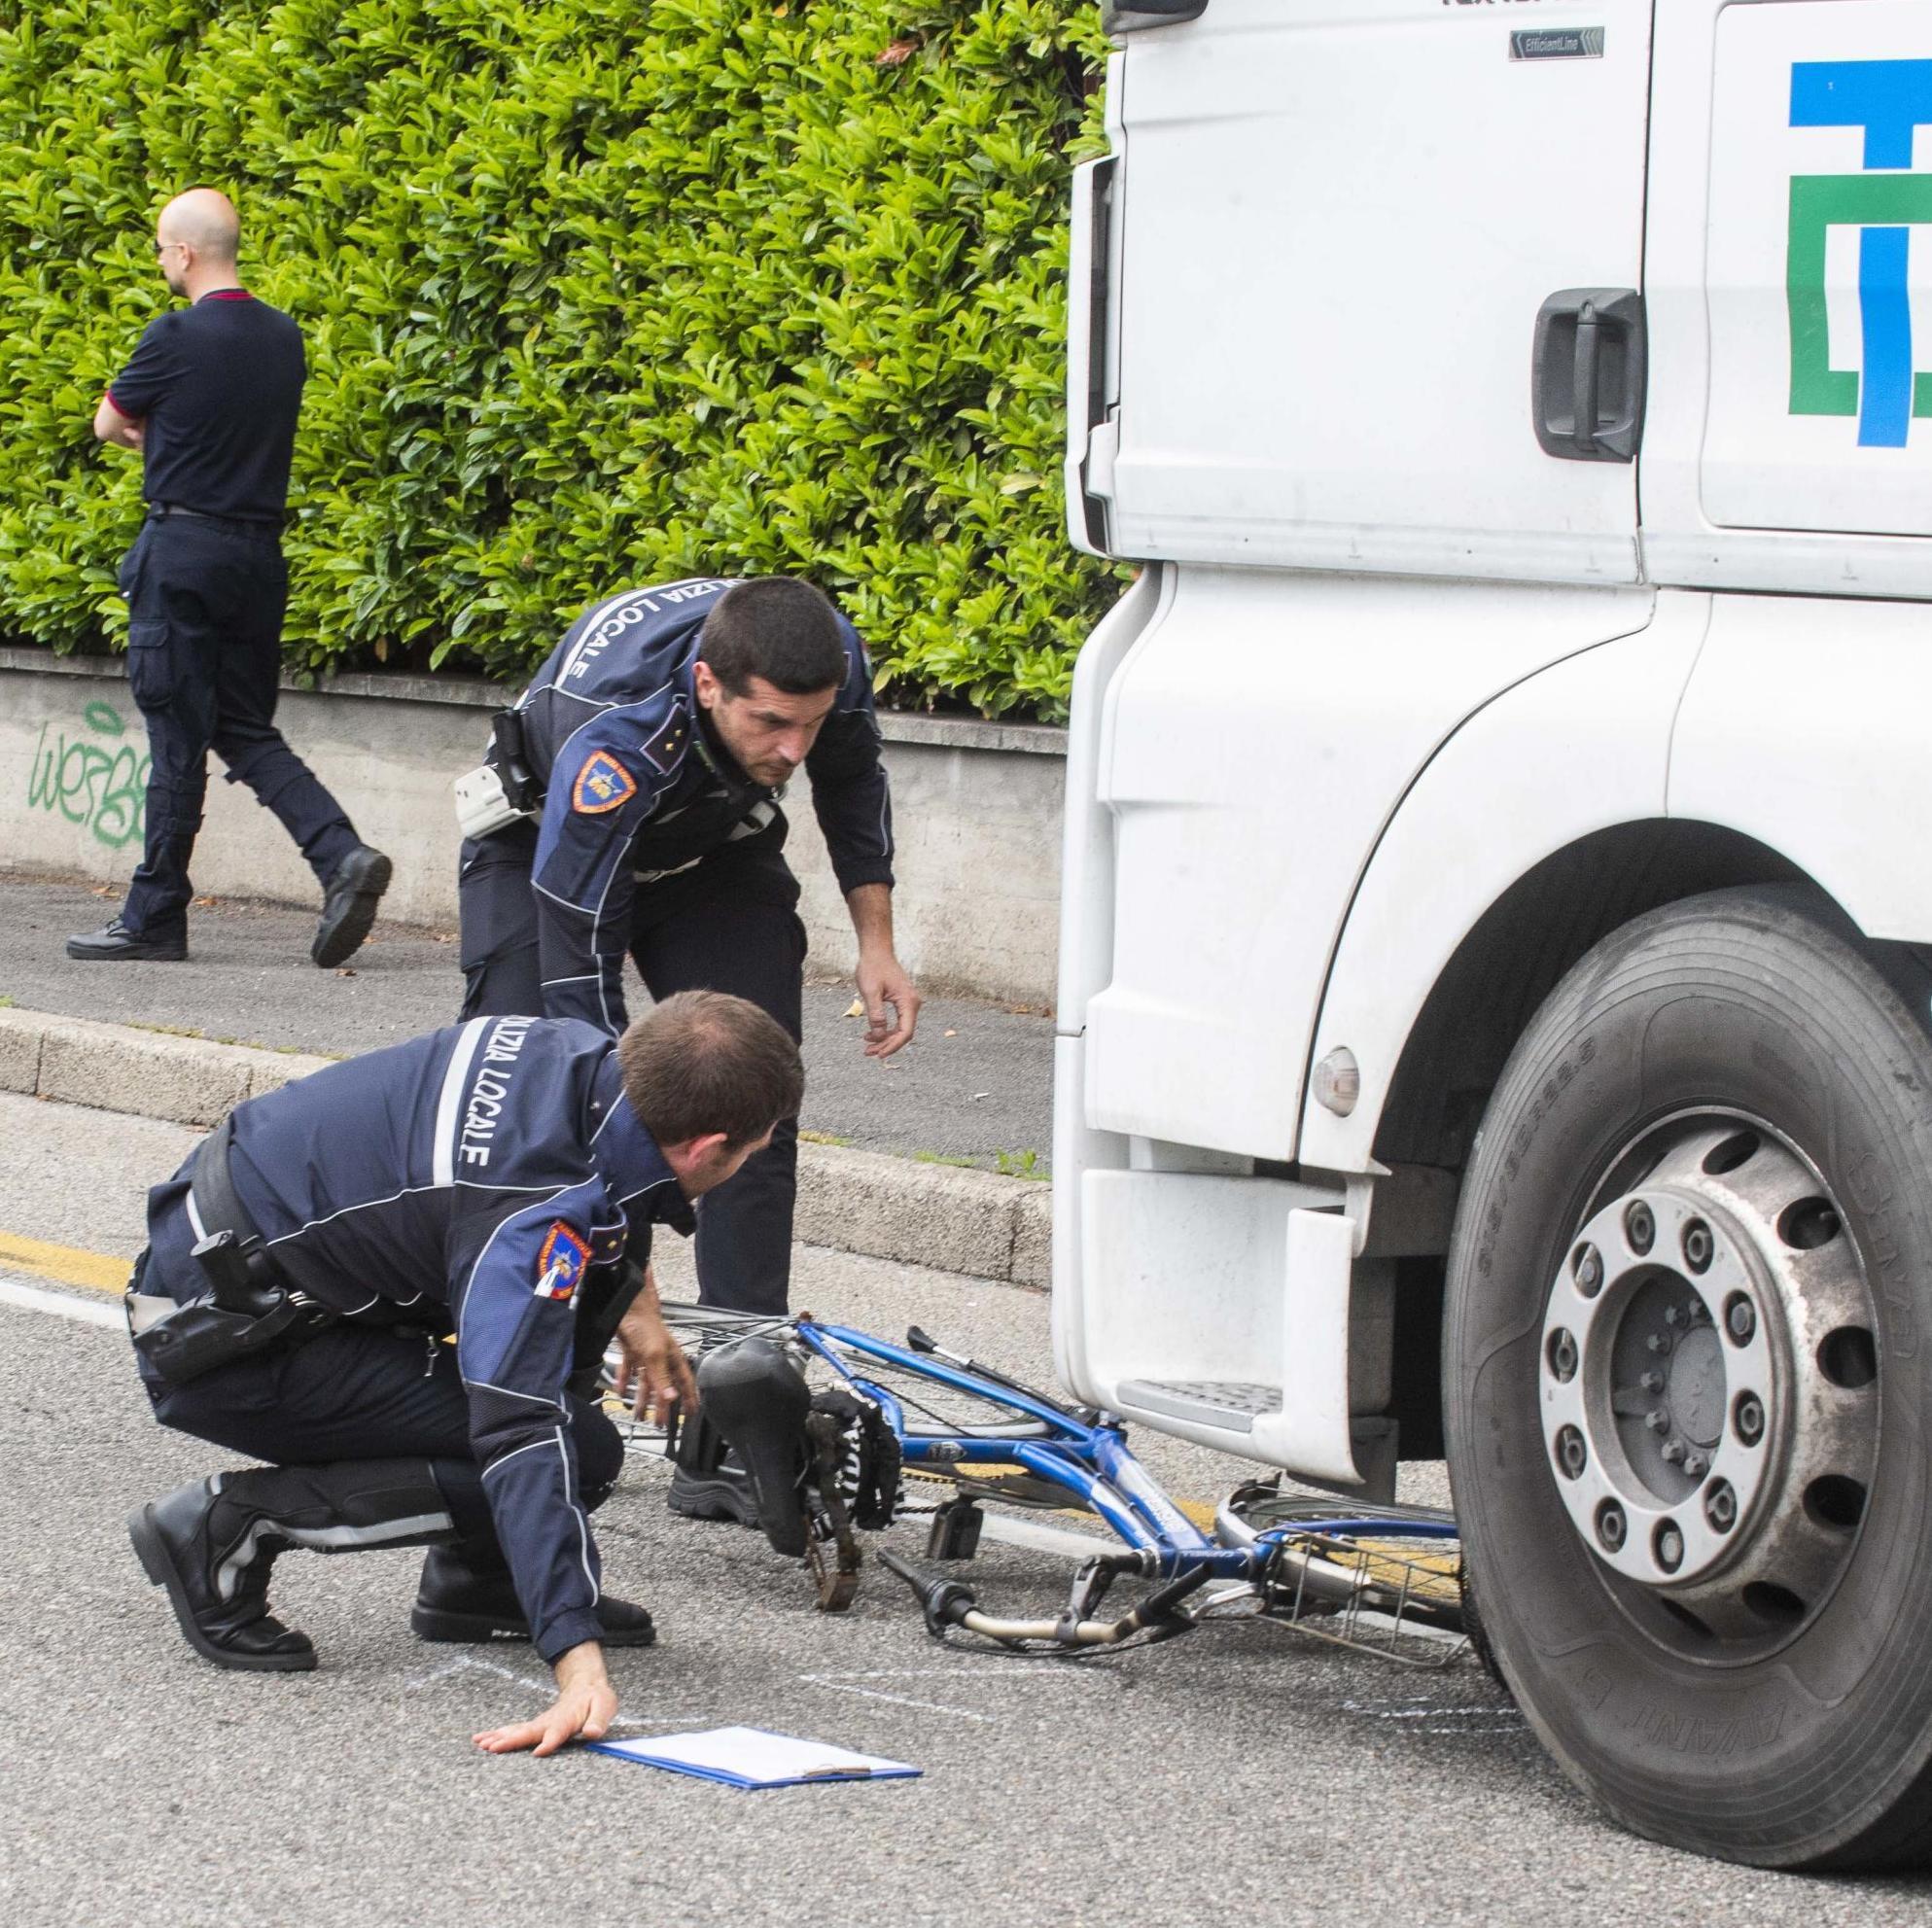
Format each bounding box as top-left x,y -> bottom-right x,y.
1735,1394 -> 1766,1447
1573,1244 -> 1603,1296
1665,1306 -> 1682,1328
1645,1409 -> 1669,1433
1547,1329 -> 1578,1383
1654,1523 -> 1685,1573
1661,1439 -> 1686,1465
1647,1332 -> 1672,1355
1640,1369 -> 1665,1393
1704,1481 -> 1739,1532
1597,1501 -> 1627,1552
1626,1202 -> 1655,1254
1683,1451 -> 1708,1478
1682,1220 -> 1713,1273
1555,1425 -> 1588,1480
1727,1295 -> 1756,1345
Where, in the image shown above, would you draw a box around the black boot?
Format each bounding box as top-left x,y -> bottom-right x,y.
129,1459 -> 454,1672
410,1543 -> 655,1647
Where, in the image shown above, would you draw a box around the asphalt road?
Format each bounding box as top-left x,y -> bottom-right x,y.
2,1093 -> 1928,1926
0,872 -> 1054,1171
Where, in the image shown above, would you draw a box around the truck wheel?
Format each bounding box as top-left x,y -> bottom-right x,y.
1445,887 -> 1932,1869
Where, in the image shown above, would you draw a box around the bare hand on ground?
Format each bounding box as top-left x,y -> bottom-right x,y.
473,1641 -> 615,1756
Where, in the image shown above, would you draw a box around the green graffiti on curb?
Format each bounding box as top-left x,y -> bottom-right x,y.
25,701 -> 149,849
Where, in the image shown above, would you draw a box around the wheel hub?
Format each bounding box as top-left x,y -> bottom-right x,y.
1540,1118 -> 1879,1640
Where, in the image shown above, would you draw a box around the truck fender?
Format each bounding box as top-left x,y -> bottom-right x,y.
1298,592 -> 1712,1174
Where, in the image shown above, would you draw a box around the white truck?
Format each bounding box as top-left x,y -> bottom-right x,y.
1056,0 -> 1932,1870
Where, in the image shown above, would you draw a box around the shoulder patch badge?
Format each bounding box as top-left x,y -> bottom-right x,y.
572,750 -> 638,815
535,1222 -> 591,1303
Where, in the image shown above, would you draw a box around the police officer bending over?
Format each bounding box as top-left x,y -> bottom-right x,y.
456,575 -> 922,1333
123,991 -> 799,1756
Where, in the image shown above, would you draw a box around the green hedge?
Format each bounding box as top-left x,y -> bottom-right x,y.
0,0 -> 1123,719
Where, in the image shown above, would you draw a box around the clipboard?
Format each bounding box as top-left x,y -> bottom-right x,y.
584,1725 -> 920,1790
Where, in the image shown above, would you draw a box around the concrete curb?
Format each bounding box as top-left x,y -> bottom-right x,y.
0,1007 -> 1051,1290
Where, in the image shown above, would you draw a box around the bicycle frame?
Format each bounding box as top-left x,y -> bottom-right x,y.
793,1318 -> 1457,1585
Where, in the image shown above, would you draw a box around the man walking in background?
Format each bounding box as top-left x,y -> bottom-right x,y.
69,187 -> 390,967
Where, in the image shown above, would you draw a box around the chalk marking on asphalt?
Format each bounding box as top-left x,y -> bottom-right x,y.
1344,1707 -> 1522,1738
799,1665 -> 1107,1725
803,1681 -> 997,1723
0,1272 -> 123,1331
0,1232 -> 128,1295
405,1652 -> 683,1730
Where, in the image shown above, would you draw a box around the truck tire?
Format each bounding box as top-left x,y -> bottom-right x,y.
1445,887 -> 1932,1869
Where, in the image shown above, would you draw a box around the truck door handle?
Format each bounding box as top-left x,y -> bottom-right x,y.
1533,287 -> 1645,463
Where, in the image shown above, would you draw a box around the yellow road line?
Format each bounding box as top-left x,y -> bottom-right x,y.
0,1232 -> 129,1296
0,1233 -> 1221,1533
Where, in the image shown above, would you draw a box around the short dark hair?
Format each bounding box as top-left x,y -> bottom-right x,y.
616,991 -> 802,1148
697,577 -> 848,697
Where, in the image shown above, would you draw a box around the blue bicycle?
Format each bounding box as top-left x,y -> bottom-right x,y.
646,1305 -> 1468,1665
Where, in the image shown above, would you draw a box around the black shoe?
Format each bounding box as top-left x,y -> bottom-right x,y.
127,1476 -> 316,1672
409,1546 -> 655,1647
689,1338 -> 815,1558
668,1457 -> 763,1531
66,918 -> 186,963
312,845 -> 391,967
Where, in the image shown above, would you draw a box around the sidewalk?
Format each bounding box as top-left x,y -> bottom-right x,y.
0,874 -> 1056,1287
0,873 -> 1054,1172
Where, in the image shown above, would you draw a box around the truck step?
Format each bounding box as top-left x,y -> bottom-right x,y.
1116,1379 -> 1282,1434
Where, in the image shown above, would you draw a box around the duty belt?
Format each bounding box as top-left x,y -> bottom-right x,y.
126,1115 -> 334,1383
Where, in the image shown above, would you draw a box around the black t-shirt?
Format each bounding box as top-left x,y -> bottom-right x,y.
107,290 -> 304,522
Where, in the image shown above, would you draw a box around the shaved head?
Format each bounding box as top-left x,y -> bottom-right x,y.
157,188 -> 239,263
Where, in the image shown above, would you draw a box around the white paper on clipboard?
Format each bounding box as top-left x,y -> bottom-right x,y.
586,1726 -> 919,1789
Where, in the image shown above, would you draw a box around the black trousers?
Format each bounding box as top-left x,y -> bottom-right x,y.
118,514 -> 361,939
141,1322 -> 624,1554
457,822 -> 805,1315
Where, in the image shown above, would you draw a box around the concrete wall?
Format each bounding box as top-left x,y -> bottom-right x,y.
0,647 -> 1067,1003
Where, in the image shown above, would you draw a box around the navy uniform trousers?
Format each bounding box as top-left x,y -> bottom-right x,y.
119,513 -> 361,941
138,1318 -> 623,1556
458,824 -> 805,1316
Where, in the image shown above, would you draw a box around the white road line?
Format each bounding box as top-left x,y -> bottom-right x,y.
974,1511 -> 1112,1560
0,1274 -> 123,1331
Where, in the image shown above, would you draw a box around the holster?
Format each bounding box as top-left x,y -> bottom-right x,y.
128,1116 -> 334,1385
485,708 -> 542,812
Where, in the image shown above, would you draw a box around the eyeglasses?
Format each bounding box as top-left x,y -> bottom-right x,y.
151,239 -> 184,258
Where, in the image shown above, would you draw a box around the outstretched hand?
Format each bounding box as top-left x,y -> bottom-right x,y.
613,1266 -> 697,1425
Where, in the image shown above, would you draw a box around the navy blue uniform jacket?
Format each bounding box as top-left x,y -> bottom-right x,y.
145,1016 -> 686,1662
509,578 -> 895,1034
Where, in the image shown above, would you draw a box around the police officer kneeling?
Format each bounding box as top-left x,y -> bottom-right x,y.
123,990 -> 799,1756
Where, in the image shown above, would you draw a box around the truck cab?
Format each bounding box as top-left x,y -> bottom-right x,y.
1056,0 -> 1932,1870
